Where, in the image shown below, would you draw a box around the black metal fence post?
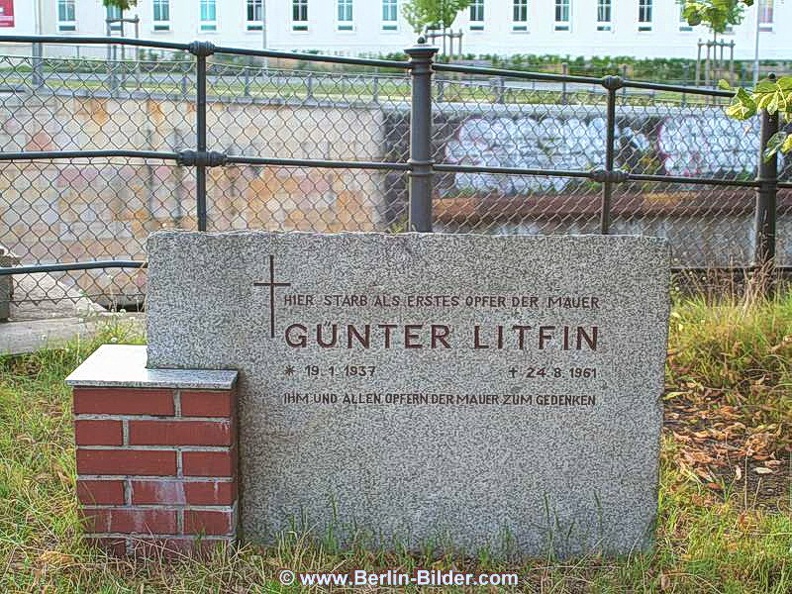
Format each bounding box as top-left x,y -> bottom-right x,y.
755,104 -> 779,272
188,41 -> 215,232
620,64 -> 627,104
494,75 -> 505,104
436,77 -> 445,102
405,38 -> 438,233
600,76 -> 623,234
561,62 -> 568,105
181,61 -> 190,98
31,42 -> 44,89
306,72 -> 314,101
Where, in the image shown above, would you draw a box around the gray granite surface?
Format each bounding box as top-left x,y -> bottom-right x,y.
146,231 -> 670,558
67,344 -> 237,390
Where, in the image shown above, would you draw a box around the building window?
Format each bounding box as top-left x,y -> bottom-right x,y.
199,0 -> 217,31
153,0 -> 170,31
247,0 -> 263,30
58,0 -> 76,32
759,0 -> 773,28
382,0 -> 397,30
292,0 -> 308,30
513,0 -> 527,31
337,0 -> 353,30
597,0 -> 611,31
469,0 -> 484,30
679,4 -> 692,31
292,0 -> 307,30
638,0 -> 652,31
554,0 -> 570,31
106,5 -> 122,32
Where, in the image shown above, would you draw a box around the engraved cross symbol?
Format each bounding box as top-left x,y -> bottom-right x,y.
253,255 -> 292,338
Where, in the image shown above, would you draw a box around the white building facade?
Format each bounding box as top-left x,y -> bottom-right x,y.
3,0 -> 790,60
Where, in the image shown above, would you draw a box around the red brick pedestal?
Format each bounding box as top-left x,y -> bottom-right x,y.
66,345 -> 239,556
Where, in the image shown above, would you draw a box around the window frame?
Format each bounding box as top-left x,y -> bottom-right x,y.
638,0 -> 652,32
678,3 -> 692,32
512,0 -> 527,32
153,0 -> 171,32
337,0 -> 353,31
382,0 -> 398,31
292,0 -> 308,31
554,0 -> 570,32
199,0 -> 217,32
469,0 -> 484,30
106,5 -> 123,32
596,0 -> 611,31
246,0 -> 263,31
758,0 -> 774,30
57,0 -> 77,32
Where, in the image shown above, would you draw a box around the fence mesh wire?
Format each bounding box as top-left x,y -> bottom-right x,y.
0,42 -> 789,316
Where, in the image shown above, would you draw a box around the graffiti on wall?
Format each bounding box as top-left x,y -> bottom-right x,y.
656,116 -> 759,177
443,114 -> 762,194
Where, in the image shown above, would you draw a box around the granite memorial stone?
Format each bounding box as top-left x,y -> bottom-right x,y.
146,231 -> 670,558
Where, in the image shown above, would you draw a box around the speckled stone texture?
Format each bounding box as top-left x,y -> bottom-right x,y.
146,231 -> 670,558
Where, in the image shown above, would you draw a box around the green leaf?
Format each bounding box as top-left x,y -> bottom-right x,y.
756,93 -> 774,111
755,80 -> 777,93
767,92 -> 780,114
735,86 -> 754,103
782,134 -> 792,154
734,87 -> 753,101
763,131 -> 787,162
726,103 -> 754,120
725,86 -> 757,120
717,79 -> 732,91
776,76 -> 792,91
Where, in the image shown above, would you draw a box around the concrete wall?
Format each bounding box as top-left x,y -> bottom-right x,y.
0,93 -> 386,301
2,92 -> 792,304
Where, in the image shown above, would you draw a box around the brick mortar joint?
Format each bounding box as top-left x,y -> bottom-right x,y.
75,415 -> 231,422
83,505 -> 236,512
77,445 -> 233,452
85,532 -> 234,540
77,474 -> 238,484
73,388 -> 233,395
72,386 -> 236,394
131,474 -> 236,478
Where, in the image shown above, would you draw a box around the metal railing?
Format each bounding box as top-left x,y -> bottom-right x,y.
0,36 -> 788,312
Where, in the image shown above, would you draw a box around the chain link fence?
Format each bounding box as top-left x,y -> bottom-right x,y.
0,37 -> 789,316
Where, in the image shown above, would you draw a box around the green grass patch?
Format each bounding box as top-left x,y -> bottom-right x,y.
0,298 -> 790,592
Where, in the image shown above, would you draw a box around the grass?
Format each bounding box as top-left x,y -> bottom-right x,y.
0,294 -> 790,592
667,289 -> 792,457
